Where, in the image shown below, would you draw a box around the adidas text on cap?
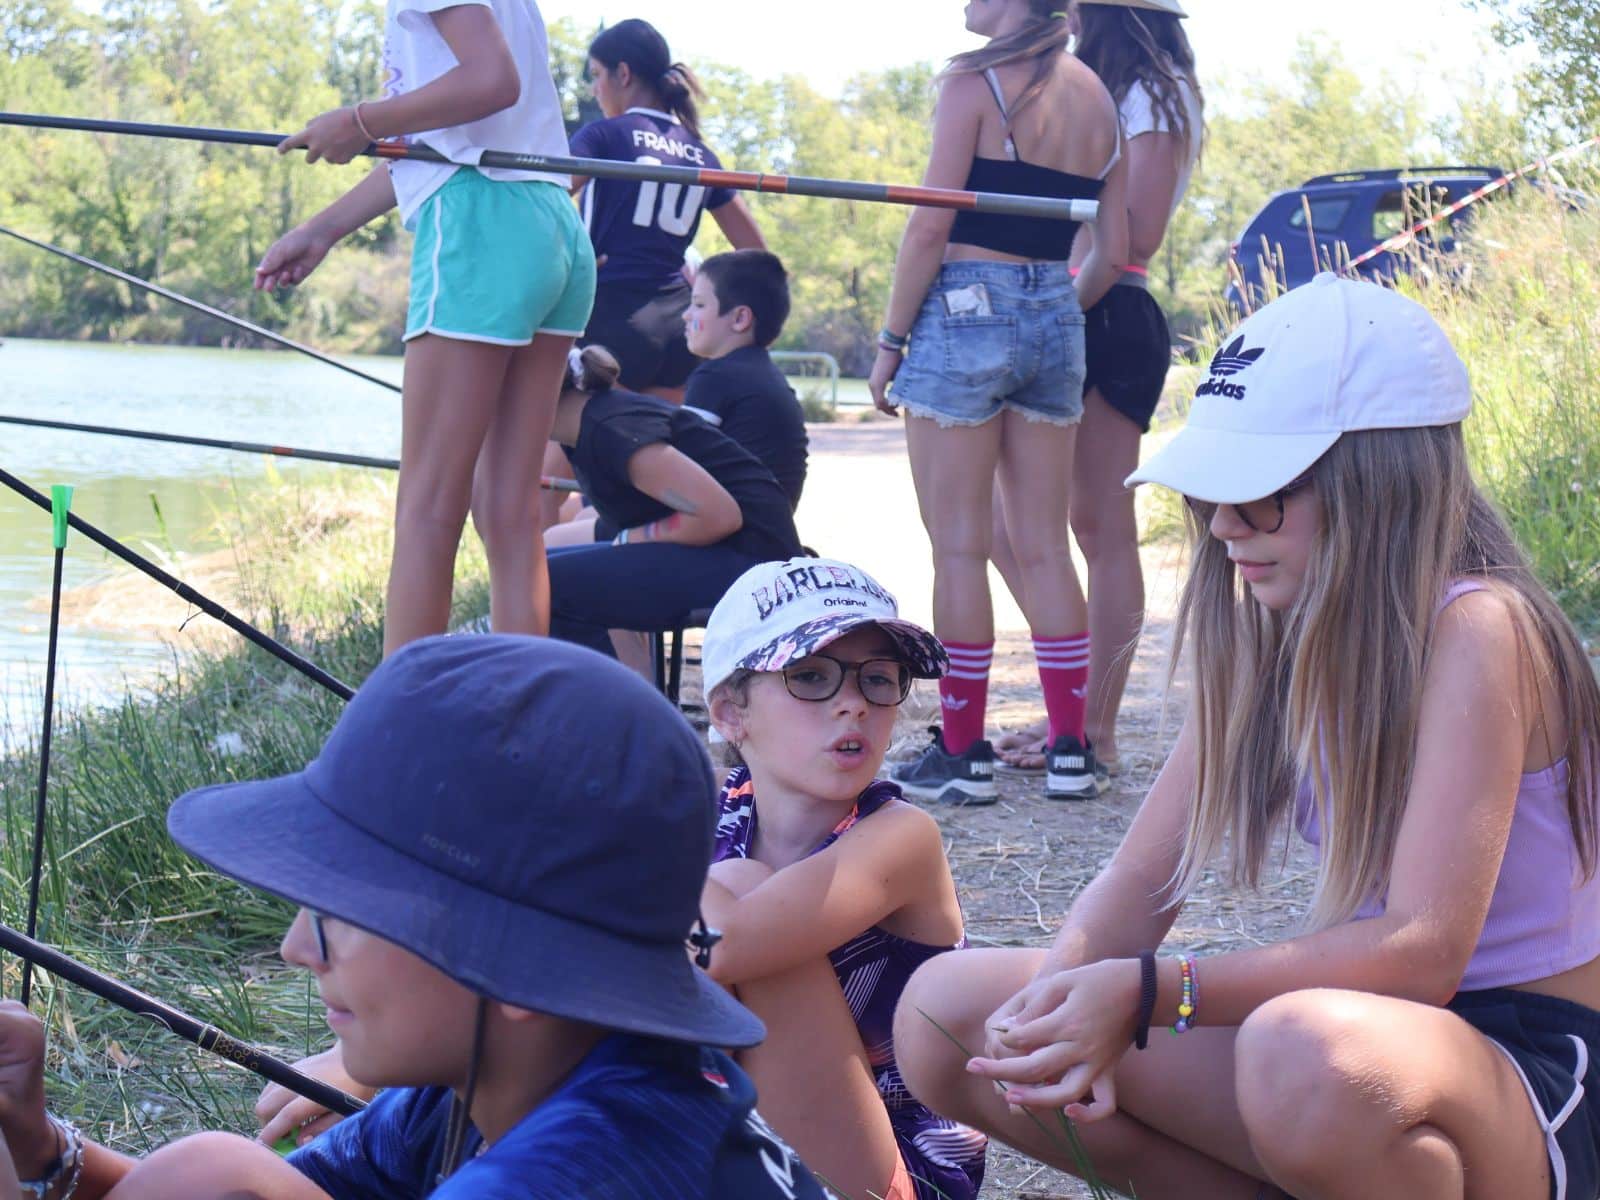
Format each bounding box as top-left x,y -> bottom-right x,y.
1125,273 -> 1472,504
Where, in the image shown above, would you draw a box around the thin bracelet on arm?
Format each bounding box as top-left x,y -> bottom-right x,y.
1171,953 -> 1198,1034
352,101 -> 378,142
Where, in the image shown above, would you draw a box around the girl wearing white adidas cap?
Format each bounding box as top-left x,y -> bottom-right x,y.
698,558 -> 990,1200
895,274 -> 1600,1199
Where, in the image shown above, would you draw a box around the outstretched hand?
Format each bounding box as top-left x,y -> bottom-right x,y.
0,1002 -> 59,1179
963,958 -> 1141,1122
254,226 -> 335,292
278,107 -> 371,166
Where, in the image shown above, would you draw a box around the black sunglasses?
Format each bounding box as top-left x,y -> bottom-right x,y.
781,654 -> 912,707
1184,472 -> 1314,535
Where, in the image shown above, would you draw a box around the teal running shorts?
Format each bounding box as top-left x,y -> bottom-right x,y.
404,169 -> 596,345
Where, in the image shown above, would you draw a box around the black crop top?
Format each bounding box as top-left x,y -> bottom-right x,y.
948,158 -> 1104,259
947,67 -> 1115,260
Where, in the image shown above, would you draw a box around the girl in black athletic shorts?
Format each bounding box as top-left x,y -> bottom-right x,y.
994,0 -> 1203,782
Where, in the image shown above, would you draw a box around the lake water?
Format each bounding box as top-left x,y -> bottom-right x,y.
0,337 -> 404,744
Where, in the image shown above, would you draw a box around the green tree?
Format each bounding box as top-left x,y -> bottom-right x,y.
1471,0 -> 1600,137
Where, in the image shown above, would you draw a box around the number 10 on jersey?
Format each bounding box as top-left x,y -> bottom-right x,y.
631,156 -> 709,236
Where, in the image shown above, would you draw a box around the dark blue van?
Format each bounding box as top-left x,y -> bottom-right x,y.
1224,166 -> 1505,314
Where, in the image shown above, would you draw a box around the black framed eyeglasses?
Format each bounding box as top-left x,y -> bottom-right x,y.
308,909 -> 330,963
1184,472 -> 1315,535
781,655 -> 912,707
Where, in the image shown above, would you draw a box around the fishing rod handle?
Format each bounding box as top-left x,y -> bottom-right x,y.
0,923 -> 366,1118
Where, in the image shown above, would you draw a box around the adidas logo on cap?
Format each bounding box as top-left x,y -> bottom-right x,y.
1195,336 -> 1266,400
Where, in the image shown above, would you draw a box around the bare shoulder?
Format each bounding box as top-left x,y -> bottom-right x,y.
843,795 -> 947,859
1432,585 -> 1523,669
935,70 -> 990,113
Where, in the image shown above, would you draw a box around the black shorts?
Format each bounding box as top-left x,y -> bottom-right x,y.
1082,279 -> 1171,433
581,279 -> 697,391
1449,988 -> 1600,1200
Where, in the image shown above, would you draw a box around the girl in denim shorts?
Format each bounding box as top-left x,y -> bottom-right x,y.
868,0 -> 1129,805
993,0 -> 1205,789
255,0 -> 595,657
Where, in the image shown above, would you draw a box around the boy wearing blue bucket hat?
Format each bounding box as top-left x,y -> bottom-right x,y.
0,636 -> 827,1199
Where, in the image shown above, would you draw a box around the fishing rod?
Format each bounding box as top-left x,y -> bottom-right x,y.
0,112 -> 1101,225
0,922 -> 367,1118
0,223 -> 400,394
0,414 -> 582,491
0,465 -> 355,701
20,487 -> 72,1009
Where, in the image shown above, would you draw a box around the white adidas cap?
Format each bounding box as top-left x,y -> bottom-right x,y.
1126,273 -> 1472,503
702,558 -> 947,702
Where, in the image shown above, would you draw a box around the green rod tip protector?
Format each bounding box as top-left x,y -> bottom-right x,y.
49,484 -> 74,550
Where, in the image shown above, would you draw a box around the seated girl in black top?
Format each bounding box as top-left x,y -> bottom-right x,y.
545,346 -> 803,660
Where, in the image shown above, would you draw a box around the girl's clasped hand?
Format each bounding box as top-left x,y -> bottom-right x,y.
969,959 -> 1140,1120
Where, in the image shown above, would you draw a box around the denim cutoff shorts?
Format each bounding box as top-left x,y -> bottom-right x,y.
891,261 -> 1086,427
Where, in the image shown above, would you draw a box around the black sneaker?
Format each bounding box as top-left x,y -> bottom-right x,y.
890,727 -> 998,806
1045,734 -> 1108,800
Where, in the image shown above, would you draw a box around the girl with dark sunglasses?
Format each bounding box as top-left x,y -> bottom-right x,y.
695,558 -> 990,1200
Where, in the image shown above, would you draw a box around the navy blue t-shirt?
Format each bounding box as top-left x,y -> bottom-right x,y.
289,1034 -> 828,1199
571,109 -> 736,290
683,345 -> 809,511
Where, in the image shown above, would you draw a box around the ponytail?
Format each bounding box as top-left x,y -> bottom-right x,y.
656,62 -> 706,141
589,20 -> 706,140
565,344 -> 623,394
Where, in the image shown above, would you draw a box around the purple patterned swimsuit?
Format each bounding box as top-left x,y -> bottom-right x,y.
713,768 -> 988,1200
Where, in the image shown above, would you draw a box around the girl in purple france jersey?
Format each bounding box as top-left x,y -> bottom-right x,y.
699,558 -> 990,1200
569,19 -> 765,402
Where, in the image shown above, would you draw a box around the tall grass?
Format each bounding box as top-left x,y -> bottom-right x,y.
1401,181 -> 1600,631
0,474 -> 488,1150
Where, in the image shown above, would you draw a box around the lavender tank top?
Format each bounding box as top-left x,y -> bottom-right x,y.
713,768 -> 988,1200
1297,579 -> 1600,991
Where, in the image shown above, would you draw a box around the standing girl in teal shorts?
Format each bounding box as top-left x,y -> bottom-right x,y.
255,0 -> 595,655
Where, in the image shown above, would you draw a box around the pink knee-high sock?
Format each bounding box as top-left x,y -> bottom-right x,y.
938,640 -> 993,755
1035,633 -> 1090,743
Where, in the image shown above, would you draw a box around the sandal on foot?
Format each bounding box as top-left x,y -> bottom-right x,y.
995,737 -> 1048,776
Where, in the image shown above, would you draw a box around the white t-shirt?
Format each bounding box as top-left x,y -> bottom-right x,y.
1120,77 -> 1202,220
381,0 -> 570,224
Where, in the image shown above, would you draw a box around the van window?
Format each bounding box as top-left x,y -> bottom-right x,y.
1287,196 -> 1354,233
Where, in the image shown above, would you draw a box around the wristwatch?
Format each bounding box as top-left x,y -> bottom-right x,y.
18,1114 -> 83,1200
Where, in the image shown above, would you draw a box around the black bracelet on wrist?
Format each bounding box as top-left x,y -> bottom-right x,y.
1133,949 -> 1158,1050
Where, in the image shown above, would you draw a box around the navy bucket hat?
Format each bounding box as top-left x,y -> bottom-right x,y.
168,634 -> 764,1049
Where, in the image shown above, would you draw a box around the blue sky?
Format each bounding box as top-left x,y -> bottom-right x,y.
539,0 -> 1517,108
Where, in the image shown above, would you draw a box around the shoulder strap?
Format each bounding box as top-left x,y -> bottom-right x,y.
982,68 -> 1018,162
1099,108 -> 1124,180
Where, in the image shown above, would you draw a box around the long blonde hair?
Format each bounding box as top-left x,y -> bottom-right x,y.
942,0 -> 1070,123
1169,425 -> 1600,928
